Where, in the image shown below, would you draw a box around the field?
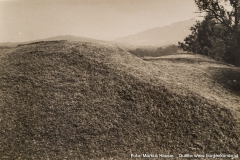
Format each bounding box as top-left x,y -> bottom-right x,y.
0,41 -> 239,159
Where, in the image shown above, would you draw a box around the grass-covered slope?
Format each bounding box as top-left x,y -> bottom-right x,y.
0,41 -> 239,159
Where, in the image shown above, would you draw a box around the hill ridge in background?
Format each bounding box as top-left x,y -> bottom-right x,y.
0,35 -> 136,50
0,35 -> 108,47
43,35 -> 108,43
114,18 -> 198,47
0,18 -> 197,48
0,41 -> 239,159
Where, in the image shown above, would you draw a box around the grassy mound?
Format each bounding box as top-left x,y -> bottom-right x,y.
0,41 -> 239,159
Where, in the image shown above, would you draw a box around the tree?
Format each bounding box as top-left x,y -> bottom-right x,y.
178,15 -> 225,58
179,0 -> 240,66
194,0 -> 240,65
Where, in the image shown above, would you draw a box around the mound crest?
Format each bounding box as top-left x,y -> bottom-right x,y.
0,41 -> 239,159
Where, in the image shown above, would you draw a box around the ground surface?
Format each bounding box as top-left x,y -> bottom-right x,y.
0,41 -> 239,159
144,54 -> 240,120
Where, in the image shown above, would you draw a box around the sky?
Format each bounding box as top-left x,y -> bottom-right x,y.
0,0 -> 199,42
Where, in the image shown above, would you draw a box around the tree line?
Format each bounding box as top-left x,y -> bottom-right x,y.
179,0 -> 240,66
128,45 -> 179,57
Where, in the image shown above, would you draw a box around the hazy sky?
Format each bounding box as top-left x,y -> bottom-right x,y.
0,0 -> 198,42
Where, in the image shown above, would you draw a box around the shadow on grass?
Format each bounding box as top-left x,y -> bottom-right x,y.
209,67 -> 240,95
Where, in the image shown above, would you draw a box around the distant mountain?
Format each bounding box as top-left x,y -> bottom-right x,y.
43,35 -> 108,43
114,18 -> 197,47
0,35 -> 108,47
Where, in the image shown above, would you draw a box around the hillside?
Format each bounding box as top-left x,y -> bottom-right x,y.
114,18 -> 197,47
0,41 -> 239,159
144,54 -> 240,121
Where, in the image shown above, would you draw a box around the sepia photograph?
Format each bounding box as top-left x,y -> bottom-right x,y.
0,0 -> 239,159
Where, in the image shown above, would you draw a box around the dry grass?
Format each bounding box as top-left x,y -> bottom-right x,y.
145,54 -> 240,119
0,41 -> 239,159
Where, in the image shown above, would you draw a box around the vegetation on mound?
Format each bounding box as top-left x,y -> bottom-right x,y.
0,41 -> 239,159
